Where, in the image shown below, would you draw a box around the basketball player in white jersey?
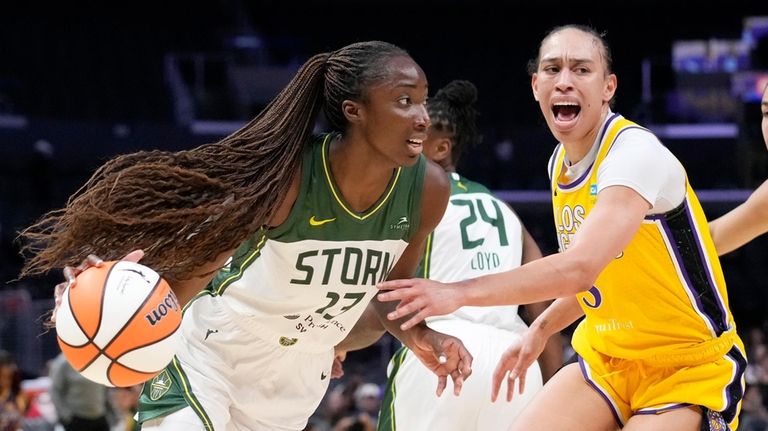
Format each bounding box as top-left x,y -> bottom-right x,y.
27,41 -> 473,431
338,80 -> 563,431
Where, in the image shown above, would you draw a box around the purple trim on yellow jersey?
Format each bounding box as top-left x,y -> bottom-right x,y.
646,196 -> 728,337
634,403 -> 691,415
577,356 -> 625,427
557,160 -> 594,190
722,346 -> 747,424
556,112 -> 621,191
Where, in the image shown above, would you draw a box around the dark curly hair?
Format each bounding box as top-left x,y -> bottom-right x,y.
427,79 -> 482,167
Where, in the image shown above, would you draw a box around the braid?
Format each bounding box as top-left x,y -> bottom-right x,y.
20,52 -> 329,280
427,80 -> 482,166
323,41 -> 408,131
20,41 -> 413,281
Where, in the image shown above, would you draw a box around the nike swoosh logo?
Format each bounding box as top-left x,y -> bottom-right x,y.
309,216 -> 336,226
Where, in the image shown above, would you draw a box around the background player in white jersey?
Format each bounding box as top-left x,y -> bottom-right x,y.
20,41 -> 472,431
336,80 -> 563,430
709,82 -> 768,254
378,80 -> 563,430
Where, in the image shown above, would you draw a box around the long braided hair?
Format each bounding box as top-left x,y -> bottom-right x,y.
20,41 -> 410,281
427,80 -> 482,167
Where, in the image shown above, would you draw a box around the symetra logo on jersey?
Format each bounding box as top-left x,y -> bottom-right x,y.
389,216 -> 410,230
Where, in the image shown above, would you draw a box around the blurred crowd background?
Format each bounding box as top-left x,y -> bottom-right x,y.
1,2 -> 768,430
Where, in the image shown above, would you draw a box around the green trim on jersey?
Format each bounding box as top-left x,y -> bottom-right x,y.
415,172 -> 488,279
415,232 -> 433,279
377,346 -> 410,431
450,172 -> 491,195
137,357 -> 214,430
208,231 -> 268,296
321,136 -> 402,221
267,133 -> 426,243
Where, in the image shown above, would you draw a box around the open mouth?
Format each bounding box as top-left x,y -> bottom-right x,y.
552,103 -> 581,122
406,138 -> 423,156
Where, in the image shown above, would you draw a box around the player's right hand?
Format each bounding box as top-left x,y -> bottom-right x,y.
51,250 -> 144,324
331,351 -> 346,379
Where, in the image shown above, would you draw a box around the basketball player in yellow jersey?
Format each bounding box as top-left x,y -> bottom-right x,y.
378,25 -> 746,430
710,82 -> 768,254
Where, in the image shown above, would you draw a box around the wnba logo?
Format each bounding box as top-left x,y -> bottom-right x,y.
144,291 -> 180,326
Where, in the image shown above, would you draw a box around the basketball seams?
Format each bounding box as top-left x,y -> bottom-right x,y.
62,263 -> 115,373
101,274 -> 164,357
76,262 -> 121,373
106,362 -> 157,388
61,286 -> 89,347
56,261 -> 181,387
94,262 -> 118,344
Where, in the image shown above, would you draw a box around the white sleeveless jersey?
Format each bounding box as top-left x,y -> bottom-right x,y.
419,172 -> 528,332
205,134 -> 427,352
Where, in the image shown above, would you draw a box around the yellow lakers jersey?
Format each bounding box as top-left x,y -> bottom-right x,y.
551,113 -> 736,363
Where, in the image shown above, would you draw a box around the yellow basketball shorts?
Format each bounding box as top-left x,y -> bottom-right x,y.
576,340 -> 746,429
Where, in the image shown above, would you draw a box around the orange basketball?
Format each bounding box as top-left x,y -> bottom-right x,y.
55,260 -> 182,387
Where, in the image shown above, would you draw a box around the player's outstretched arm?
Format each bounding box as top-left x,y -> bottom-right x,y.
492,296 -> 583,402
518,226 -> 563,382
379,185 -> 650,329
709,179 -> 768,255
372,160 -> 473,396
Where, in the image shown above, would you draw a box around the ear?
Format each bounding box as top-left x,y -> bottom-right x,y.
342,100 -> 363,124
604,73 -> 617,103
531,73 -> 539,102
432,137 -> 453,164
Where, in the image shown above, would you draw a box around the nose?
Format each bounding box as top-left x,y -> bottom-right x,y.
554,69 -> 574,91
416,104 -> 431,129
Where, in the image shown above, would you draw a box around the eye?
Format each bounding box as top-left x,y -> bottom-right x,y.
575,66 -> 590,74
543,65 -> 559,74
397,96 -> 411,106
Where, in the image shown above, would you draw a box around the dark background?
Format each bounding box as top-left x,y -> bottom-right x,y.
0,1 -> 765,124
1,2 -> 767,374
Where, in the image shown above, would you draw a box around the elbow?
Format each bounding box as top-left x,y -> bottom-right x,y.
561,256 -> 600,295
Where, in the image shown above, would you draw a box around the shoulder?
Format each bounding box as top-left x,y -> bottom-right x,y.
418,159 -> 450,228
422,158 -> 450,193
452,173 -> 492,195
607,127 -> 680,171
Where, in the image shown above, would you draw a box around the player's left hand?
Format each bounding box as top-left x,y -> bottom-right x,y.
377,278 -> 464,330
406,327 -> 473,397
491,326 -> 547,402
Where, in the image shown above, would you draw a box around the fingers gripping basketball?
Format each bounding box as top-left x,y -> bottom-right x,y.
56,261 -> 182,387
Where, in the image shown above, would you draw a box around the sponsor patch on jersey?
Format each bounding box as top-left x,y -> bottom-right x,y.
590,184 -> 597,195
389,216 -> 410,230
149,370 -> 172,401
279,336 -> 298,346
